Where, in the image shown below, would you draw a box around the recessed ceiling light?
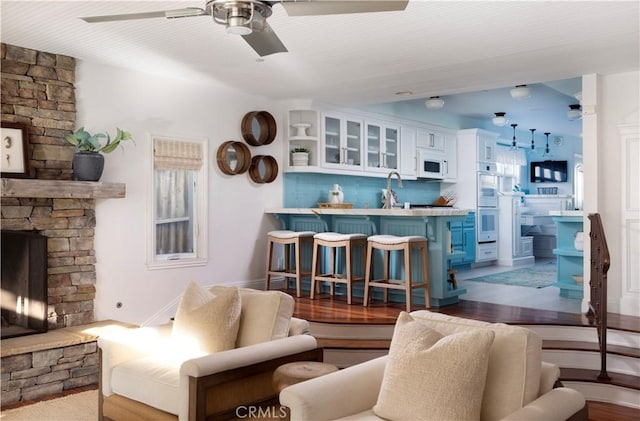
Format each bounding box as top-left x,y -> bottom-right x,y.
395,91 -> 413,96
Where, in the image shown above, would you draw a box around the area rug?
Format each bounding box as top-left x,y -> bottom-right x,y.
0,390 -> 97,421
465,261 -> 556,289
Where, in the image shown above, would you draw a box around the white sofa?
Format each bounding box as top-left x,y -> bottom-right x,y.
98,286 -> 320,421
281,310 -> 587,421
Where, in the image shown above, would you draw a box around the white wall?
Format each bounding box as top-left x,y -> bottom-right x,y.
76,61 -> 284,325
594,70 -> 639,315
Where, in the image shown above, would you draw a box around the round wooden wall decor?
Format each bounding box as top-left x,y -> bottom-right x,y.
249,155 -> 278,184
241,111 -> 277,146
216,141 -> 251,175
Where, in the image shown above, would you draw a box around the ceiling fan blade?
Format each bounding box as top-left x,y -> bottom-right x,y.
80,8 -> 206,23
281,0 -> 409,16
242,22 -> 288,57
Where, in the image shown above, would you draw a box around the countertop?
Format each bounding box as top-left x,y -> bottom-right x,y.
549,210 -> 584,217
265,207 -> 469,217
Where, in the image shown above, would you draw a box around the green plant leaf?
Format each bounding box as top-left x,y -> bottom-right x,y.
64,133 -> 80,146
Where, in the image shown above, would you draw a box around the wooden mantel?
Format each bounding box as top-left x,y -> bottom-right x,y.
1,178 -> 126,199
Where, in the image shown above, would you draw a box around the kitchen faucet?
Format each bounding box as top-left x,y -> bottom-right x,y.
384,171 -> 403,209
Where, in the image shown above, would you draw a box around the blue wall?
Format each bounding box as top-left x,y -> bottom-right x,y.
284,173 -> 441,208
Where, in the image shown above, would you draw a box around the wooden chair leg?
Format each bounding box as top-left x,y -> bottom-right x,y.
294,238 -> 302,298
405,244 -> 412,312
383,250 -> 390,303
265,239 -> 274,291
363,242 -> 373,307
345,242 -> 352,305
422,242 -> 431,308
310,242 -> 319,300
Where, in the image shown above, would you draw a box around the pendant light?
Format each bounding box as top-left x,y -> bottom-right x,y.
543,132 -> 551,157
510,124 -> 518,151
529,128 -> 536,153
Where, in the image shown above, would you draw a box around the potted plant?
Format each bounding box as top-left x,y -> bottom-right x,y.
64,127 -> 133,181
291,147 -> 310,166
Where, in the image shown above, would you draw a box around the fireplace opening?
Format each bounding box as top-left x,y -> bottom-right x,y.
1,230 -> 48,339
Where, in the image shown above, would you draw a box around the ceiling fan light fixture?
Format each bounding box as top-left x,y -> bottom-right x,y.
212,0 -> 270,35
492,112 -> 508,127
510,84 -> 531,100
226,18 -> 253,34
425,96 -> 444,110
567,104 -> 582,121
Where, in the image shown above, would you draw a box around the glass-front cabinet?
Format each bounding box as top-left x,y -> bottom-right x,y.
322,113 -> 363,170
365,120 -> 400,173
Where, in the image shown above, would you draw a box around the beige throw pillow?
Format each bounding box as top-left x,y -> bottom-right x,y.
210,287 -> 294,347
374,312 -> 495,421
172,282 -> 241,354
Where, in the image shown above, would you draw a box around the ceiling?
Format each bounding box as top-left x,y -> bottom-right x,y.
2,1 -> 639,140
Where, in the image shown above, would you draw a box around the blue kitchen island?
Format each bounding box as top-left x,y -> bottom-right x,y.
265,207 -> 470,307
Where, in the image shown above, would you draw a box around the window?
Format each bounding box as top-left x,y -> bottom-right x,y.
149,136 -> 208,269
495,145 -> 524,192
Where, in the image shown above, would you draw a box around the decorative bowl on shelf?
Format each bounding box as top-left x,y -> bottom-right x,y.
291,123 -> 311,138
571,275 -> 584,284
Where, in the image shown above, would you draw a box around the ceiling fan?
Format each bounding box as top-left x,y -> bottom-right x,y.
80,0 -> 409,57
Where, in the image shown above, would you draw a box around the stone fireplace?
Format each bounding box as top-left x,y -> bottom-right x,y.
1,42 -> 110,332
1,180 -> 125,332
1,42 -> 129,405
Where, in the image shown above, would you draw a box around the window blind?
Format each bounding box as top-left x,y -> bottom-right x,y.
154,138 -> 203,171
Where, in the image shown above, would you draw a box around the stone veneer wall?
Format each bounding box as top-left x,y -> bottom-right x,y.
1,43 -> 96,328
1,43 -> 76,180
1,342 -> 98,406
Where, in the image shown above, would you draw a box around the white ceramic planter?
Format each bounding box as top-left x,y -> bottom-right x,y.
291,152 -> 309,166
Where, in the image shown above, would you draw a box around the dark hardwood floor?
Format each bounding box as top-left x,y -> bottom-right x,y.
291,292 -> 640,333
289,292 -> 640,421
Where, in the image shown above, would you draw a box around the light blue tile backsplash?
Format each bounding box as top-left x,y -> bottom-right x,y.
284,173 -> 441,208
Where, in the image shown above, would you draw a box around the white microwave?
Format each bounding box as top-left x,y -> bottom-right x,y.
417,149 -> 445,179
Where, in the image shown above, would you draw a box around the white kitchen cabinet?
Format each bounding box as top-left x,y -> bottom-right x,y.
286,109 -> 320,168
455,129 -> 500,209
365,120 -> 400,173
477,134 -> 497,164
399,126 -> 417,177
416,128 -> 446,152
321,113 -> 364,171
442,135 -> 457,182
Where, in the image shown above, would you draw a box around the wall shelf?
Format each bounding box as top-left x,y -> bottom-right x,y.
1,178 -> 126,199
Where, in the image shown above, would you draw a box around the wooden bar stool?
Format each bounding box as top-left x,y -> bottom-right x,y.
265,230 -> 316,297
310,232 -> 367,304
363,234 -> 430,312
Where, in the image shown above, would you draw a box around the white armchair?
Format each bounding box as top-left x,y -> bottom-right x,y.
281,310 -> 587,421
99,286 -> 320,421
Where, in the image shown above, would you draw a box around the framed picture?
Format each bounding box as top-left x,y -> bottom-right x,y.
1,122 -> 32,178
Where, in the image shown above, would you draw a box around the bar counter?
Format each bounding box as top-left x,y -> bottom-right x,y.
265,207 -> 471,307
